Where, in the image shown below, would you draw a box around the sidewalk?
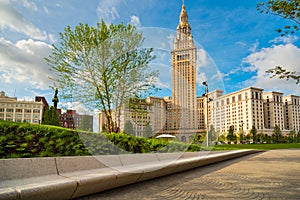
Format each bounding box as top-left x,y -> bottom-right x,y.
77,149 -> 300,199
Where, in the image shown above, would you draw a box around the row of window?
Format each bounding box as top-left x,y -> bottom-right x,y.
0,108 -> 40,113
0,103 -> 42,108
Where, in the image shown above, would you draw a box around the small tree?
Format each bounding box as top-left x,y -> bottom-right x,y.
296,130 -> 300,143
287,130 -> 296,143
144,123 -> 153,138
218,134 -> 226,144
273,124 -> 283,142
239,129 -> 244,144
124,120 -> 134,135
46,20 -> 158,133
42,106 -> 60,126
208,125 -> 218,144
250,126 -> 258,143
226,125 -> 237,144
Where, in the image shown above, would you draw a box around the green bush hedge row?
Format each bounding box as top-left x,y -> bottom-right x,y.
0,121 -> 203,158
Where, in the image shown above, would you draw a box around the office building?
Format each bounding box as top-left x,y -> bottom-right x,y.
283,95 -> 300,132
171,3 -> 197,132
0,91 -> 44,124
263,92 -> 284,130
57,109 -> 93,131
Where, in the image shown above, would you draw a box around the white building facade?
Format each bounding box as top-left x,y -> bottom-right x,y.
208,87 -> 264,135
0,91 -> 43,124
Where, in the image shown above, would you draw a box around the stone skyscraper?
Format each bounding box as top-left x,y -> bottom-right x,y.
171,3 -> 198,131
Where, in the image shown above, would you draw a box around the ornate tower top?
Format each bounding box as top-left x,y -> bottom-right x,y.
177,1 -> 192,37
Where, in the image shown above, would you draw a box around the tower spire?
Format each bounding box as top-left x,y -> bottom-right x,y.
177,0 -> 191,37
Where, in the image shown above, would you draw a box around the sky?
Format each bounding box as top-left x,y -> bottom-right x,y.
1,0 -> 300,112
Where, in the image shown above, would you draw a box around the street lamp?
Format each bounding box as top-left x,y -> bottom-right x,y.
202,81 -> 209,147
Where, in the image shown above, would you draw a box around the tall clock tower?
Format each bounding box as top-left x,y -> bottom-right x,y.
171,2 -> 197,131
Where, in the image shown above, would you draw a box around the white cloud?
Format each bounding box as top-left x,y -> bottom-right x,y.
0,1 -> 47,40
167,33 -> 175,50
242,43 -> 300,94
197,48 -> 209,67
96,0 -> 122,24
153,77 -> 170,89
0,37 -> 53,90
130,15 -> 141,27
269,35 -> 299,44
249,40 -> 259,52
236,41 -> 247,47
43,6 -> 49,14
19,0 -> 38,11
48,34 -> 56,43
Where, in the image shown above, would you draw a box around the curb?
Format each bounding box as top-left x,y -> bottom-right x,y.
0,150 -> 260,200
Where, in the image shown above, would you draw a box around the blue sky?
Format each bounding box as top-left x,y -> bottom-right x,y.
0,0 -> 299,111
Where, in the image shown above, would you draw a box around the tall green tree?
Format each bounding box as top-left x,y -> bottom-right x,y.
42,106 -> 60,126
226,125 -> 236,144
273,124 -> 283,142
250,125 -> 258,143
46,21 -> 158,133
287,130 -> 296,143
296,130 -> 300,142
124,120 -> 134,135
144,123 -> 153,138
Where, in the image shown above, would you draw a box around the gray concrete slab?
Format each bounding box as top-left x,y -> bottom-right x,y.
76,149 -> 300,200
0,157 -> 57,181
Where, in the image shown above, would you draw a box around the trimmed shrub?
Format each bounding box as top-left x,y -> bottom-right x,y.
0,121 -> 203,158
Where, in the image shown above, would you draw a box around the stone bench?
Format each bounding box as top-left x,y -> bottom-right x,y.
0,150 -> 259,200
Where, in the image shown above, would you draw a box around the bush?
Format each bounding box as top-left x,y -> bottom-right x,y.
0,121 -> 204,158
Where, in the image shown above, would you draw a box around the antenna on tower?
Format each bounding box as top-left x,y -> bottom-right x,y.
182,0 -> 184,5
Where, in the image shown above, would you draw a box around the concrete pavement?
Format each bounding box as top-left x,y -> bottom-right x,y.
76,149 -> 300,200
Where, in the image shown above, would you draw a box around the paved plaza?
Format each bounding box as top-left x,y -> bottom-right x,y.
77,149 -> 300,200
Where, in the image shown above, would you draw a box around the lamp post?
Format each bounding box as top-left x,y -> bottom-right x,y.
203,81 -> 209,147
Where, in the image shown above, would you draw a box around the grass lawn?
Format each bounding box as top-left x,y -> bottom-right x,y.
212,143 -> 300,151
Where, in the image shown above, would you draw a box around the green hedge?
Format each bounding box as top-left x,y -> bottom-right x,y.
0,121 -> 203,158
0,121 -> 90,158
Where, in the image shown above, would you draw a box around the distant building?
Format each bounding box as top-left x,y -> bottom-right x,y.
208,87 -> 264,135
171,3 -> 198,133
263,91 -> 284,130
283,95 -> 300,132
0,91 -> 44,124
57,109 -> 93,131
35,96 -> 49,122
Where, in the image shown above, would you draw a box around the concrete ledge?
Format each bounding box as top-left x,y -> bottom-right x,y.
0,150 -> 260,200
